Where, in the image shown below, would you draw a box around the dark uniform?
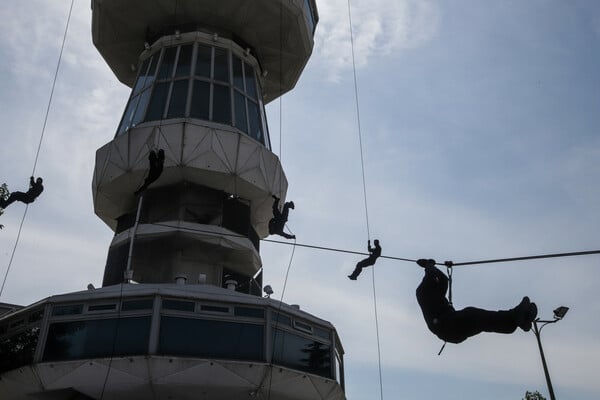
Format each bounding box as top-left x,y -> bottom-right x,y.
0,177 -> 44,209
135,149 -> 165,195
416,259 -> 537,344
268,196 -> 295,239
348,240 -> 382,280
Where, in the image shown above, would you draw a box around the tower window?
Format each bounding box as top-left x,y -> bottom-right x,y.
116,40 -> 269,147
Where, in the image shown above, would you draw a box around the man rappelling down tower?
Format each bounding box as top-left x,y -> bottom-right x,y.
269,195 -> 296,239
415,258 -> 537,344
134,149 -> 165,195
348,239 -> 382,280
0,177 -> 44,210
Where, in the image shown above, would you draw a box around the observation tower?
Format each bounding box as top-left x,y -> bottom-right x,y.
0,1 -> 346,399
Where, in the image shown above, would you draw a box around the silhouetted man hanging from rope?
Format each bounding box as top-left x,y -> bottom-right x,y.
0,177 -> 44,210
269,195 -> 295,239
134,149 -> 165,195
415,258 -> 537,344
348,239 -> 382,280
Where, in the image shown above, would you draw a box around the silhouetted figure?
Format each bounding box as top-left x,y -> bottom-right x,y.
415,258 -> 537,344
348,239 -> 382,280
135,149 -> 165,195
0,177 -> 44,209
268,195 -> 295,239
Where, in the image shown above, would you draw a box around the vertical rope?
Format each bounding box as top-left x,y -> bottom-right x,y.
0,0 -> 75,300
347,1 -> 383,398
347,0 -> 370,241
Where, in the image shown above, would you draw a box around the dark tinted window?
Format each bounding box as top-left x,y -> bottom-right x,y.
272,329 -> 331,378
234,91 -> 247,132
195,45 -> 212,78
42,317 -> 150,361
247,100 -> 262,142
167,80 -> 189,118
52,304 -> 83,316
213,84 -> 231,124
234,307 -> 264,318
158,47 -> 177,79
163,299 -> 195,312
122,299 -> 154,311
233,56 -> 244,91
132,89 -> 151,126
244,62 -> 257,99
88,304 -> 117,312
190,80 -> 210,120
200,305 -> 229,313
175,45 -> 193,77
133,57 -> 151,95
159,316 -> 263,361
213,48 -> 229,82
146,82 -> 170,121
272,312 -> 291,327
0,327 -> 40,373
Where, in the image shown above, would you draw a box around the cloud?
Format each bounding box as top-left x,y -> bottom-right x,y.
314,0 -> 440,81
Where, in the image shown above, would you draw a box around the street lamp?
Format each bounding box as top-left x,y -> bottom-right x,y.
532,306 -> 569,400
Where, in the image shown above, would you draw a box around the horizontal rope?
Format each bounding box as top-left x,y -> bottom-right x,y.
149,222 -> 599,267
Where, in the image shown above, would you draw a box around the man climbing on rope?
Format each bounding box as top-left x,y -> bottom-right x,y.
0,177 -> 44,210
268,195 -> 295,239
415,258 -> 537,344
348,239 -> 382,280
134,148 -> 165,195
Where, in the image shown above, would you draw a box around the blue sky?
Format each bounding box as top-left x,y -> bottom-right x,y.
1,1 -> 600,399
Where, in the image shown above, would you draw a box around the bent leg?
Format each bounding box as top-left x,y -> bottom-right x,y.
2,192 -> 26,207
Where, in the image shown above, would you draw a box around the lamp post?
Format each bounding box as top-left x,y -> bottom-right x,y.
532,306 -> 569,400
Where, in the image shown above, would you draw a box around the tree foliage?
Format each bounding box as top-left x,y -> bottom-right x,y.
523,391 -> 547,400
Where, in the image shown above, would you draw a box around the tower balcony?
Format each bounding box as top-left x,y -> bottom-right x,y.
0,284 -> 345,400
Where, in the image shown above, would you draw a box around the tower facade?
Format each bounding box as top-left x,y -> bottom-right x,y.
92,0 -> 316,289
0,1 -> 346,399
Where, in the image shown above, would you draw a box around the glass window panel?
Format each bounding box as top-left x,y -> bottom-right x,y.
244,63 -> 257,99
272,312 -> 291,327
132,57 -> 151,95
122,299 -> 154,311
145,55 -> 159,88
52,304 -> 83,316
234,92 -> 248,133
131,88 -> 151,126
200,305 -> 230,313
175,45 -> 193,77
272,329 -> 331,378
195,45 -> 212,78
212,84 -> 231,124
162,299 -> 195,312
247,100 -> 262,143
233,56 -> 244,91
213,48 -> 229,82
88,304 -> 117,312
314,326 -> 331,340
0,327 -> 40,373
117,95 -> 140,135
146,82 -> 170,121
28,310 -> 44,323
42,317 -> 150,362
294,321 -> 313,334
190,80 -> 210,120
158,316 -> 264,361
158,47 -> 177,80
167,80 -> 189,118
234,307 -> 264,318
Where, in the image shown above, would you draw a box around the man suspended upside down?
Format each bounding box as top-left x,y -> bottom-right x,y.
268,195 -> 295,239
415,258 -> 537,344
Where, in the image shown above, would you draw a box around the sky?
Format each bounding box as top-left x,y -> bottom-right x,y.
1,0 -> 600,399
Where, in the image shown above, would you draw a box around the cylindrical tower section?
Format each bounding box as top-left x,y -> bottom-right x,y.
91,0 -> 318,290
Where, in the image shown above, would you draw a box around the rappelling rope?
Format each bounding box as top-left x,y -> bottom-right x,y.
346,0 -> 383,398
0,0 -> 75,300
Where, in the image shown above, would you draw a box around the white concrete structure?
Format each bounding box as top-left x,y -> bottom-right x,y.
0,1 -> 347,398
